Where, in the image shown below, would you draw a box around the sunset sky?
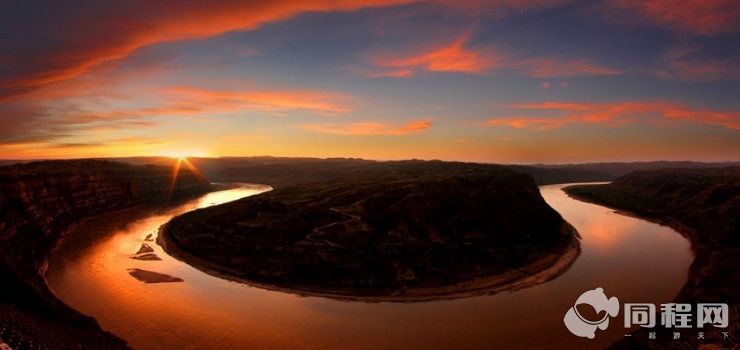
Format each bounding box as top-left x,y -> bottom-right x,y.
1,0 -> 739,163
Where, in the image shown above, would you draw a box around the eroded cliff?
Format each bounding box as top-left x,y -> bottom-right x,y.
0,159 -> 212,349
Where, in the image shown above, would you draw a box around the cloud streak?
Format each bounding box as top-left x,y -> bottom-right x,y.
0,0 -> 413,101
372,35 -> 502,76
488,101 -> 740,130
304,119 -> 432,135
164,86 -> 352,114
370,35 -> 618,77
0,85 -> 352,148
606,0 -> 740,35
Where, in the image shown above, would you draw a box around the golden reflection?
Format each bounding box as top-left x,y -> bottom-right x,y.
578,217 -> 636,251
46,184 -> 692,350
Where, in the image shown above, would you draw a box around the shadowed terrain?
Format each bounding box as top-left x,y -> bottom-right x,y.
161,160 -> 579,300
0,160 -> 211,349
104,156 -> 738,187
565,167 -> 739,349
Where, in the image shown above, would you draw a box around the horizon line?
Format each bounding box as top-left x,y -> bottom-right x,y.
2,155 -> 739,167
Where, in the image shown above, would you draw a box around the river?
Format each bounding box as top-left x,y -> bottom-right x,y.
46,183 -> 692,349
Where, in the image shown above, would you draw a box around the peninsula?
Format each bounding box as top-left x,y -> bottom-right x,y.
160,160 -> 580,300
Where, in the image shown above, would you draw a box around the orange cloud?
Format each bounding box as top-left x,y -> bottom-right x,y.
488,101 -> 740,130
372,35 -> 501,76
0,0 -> 414,101
303,119 -> 432,135
166,86 -> 352,114
0,135 -> 173,159
607,0 -> 740,35
371,36 -> 617,77
0,85 -> 351,148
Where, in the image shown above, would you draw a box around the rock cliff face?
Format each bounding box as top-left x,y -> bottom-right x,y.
0,159 -> 212,349
161,161 -> 578,300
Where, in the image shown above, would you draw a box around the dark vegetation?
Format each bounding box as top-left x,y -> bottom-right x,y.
107,156 -> 737,187
0,160 -> 211,349
4,157 -> 737,188
565,167 -> 739,349
162,161 -> 577,297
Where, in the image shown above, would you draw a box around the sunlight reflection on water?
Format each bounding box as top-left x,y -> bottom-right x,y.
46,183 -> 692,350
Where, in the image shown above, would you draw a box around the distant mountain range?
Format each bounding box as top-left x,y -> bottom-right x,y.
3,157 -> 737,187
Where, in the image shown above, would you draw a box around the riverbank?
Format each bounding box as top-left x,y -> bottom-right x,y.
564,167 -> 739,349
0,160 -> 212,350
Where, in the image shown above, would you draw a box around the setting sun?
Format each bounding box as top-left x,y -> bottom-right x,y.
161,150 -> 207,160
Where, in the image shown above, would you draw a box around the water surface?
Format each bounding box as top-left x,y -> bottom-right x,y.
46,183 -> 692,349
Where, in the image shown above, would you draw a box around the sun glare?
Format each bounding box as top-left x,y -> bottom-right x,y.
161,150 -> 207,160
167,154 -> 188,160
166,153 -> 209,200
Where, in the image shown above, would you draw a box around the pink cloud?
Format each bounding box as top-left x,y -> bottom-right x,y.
370,36 -> 618,78
1,0 -> 589,101
488,101 -> 740,130
166,86 -> 352,114
59,86 -> 352,126
606,0 -> 740,35
303,119 -> 432,135
372,35 -> 502,76
0,85 -> 353,147
0,0 -> 415,101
